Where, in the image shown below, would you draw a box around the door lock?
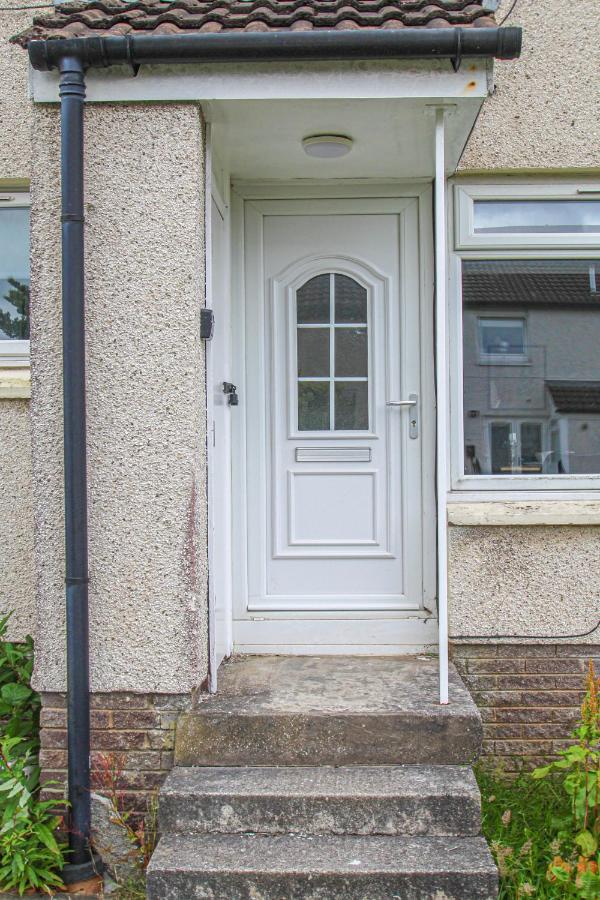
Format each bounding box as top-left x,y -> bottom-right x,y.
223,382 -> 239,406
386,393 -> 419,439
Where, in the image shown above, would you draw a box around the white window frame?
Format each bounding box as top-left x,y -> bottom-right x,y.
455,181 -> 600,251
0,191 -> 30,368
451,180 -> 600,493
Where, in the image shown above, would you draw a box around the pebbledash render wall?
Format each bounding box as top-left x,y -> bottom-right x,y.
30,102 -> 209,696
0,0 -> 36,641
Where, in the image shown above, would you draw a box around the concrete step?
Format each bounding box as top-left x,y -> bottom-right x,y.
159,764 -> 482,836
175,655 -> 483,766
147,833 -> 498,900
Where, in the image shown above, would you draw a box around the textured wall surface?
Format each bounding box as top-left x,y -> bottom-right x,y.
0,0 -> 33,181
30,102 -> 208,693
0,0 -> 35,642
448,525 -> 600,642
460,0 -> 600,171
0,400 -> 35,640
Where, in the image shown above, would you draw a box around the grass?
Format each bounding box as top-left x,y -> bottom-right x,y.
477,764 -> 578,899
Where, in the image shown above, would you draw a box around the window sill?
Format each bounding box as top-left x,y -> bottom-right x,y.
0,367 -> 31,400
447,498 -> 600,526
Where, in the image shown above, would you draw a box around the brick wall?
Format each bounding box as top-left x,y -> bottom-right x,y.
451,643 -> 600,772
39,692 -> 191,816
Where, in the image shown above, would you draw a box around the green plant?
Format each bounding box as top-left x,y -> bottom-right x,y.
0,612 -> 68,895
0,612 -> 40,757
532,660 -> 600,896
0,735 -> 67,895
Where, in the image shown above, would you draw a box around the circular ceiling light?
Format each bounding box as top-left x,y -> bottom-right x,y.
302,134 -> 353,159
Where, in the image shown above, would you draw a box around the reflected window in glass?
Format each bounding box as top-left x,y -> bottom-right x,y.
0,207 -> 30,342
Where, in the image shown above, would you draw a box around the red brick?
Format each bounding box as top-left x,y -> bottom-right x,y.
468,658 -> 526,675
40,708 -> 67,728
483,724 -> 523,740
90,729 -> 147,750
473,690 -> 522,707
40,728 -> 67,749
39,749 -> 68,770
525,657 -> 587,674
494,739 -> 554,756
496,675 -> 557,691
40,692 -> 67,708
112,709 -> 161,730
496,645 -> 557,658
520,690 -> 583,707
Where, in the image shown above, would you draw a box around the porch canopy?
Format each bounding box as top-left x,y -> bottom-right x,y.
20,0 -> 521,178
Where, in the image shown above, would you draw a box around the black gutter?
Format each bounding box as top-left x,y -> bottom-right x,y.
29,26 -> 522,72
27,21 -> 521,884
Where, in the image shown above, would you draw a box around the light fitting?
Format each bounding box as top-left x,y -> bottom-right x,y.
302,134 -> 353,159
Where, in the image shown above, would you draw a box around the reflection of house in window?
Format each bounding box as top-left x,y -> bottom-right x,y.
545,381 -> 600,474
462,259 -> 600,476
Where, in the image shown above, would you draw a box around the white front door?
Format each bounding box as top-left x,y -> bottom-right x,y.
233,192 -> 436,653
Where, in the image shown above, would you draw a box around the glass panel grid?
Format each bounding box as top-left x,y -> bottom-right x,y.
296,273 -> 369,432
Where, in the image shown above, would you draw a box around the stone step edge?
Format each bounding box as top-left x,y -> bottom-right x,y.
147,832 -> 498,877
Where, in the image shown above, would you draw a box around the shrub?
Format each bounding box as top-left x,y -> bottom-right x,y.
0,612 -> 40,757
0,612 -> 68,895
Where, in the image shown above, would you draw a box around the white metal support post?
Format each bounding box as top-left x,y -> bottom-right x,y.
434,107 -> 449,705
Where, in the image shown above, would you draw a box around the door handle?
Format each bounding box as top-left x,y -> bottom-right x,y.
386,393 -> 418,439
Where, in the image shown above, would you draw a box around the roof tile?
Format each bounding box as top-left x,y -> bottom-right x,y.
15,0 -> 495,47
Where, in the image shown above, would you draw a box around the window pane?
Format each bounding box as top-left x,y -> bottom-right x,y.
335,327 -> 368,377
298,328 -> 329,377
474,199 -> 600,235
0,208 -> 30,340
334,274 -> 367,323
463,259 -> 600,476
297,275 -> 330,324
298,382 -> 330,431
335,382 -> 368,430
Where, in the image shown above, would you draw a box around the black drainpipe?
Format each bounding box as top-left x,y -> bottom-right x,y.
58,54 -> 96,883
28,23 -> 522,883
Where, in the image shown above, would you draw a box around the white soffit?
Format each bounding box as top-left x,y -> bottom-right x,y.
209,98 -> 480,178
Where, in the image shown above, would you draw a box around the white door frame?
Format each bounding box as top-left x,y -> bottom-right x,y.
205,130 -> 234,691
224,180 -> 437,654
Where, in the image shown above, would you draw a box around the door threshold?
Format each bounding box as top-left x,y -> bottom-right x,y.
233,613 -> 438,655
